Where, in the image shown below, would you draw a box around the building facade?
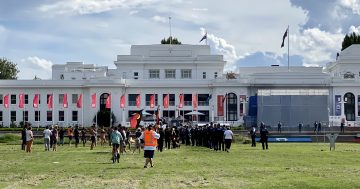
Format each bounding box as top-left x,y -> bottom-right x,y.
1,44 -> 360,127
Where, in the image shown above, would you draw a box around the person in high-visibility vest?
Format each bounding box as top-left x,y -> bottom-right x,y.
139,125 -> 160,168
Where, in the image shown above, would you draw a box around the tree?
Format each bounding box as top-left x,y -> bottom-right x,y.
161,37 -> 182,44
93,110 -> 116,127
0,58 -> 19,79
342,32 -> 360,51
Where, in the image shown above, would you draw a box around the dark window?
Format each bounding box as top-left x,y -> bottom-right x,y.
11,111 -> 16,122
47,94 -> 51,105
0,94 -> 2,104
184,94 -> 192,106
100,93 -> 110,110
0,111 -> 2,122
203,72 -> 206,79
11,95 -> 16,105
59,111 -> 64,122
35,111 -> 40,122
226,93 -> 238,121
47,111 -> 52,122
163,94 -> 175,106
72,94 -> 78,104
25,94 -> 28,104
198,94 -> 210,106
72,111 -> 78,122
22,111 -> 28,122
128,94 -> 138,106
214,72 -> 218,79
59,94 -> 64,104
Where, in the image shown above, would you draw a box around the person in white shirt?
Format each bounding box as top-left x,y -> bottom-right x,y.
43,126 -> 52,151
223,127 -> 234,152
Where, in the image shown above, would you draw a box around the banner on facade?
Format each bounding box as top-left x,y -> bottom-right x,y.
91,93 -> 96,108
63,94 -> 68,108
335,95 -> 341,116
19,94 -> 25,108
192,94 -> 198,109
47,94 -> 52,109
136,94 -> 141,108
76,94 -> 82,108
179,94 -> 184,108
33,94 -> 39,108
4,94 -> 9,108
150,94 -> 155,108
105,94 -> 111,109
217,95 -> 224,116
120,94 -> 125,108
163,94 -> 169,109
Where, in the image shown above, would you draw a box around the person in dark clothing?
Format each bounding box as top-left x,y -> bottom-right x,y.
217,125 -> 225,151
260,122 -> 269,150
164,126 -> 171,149
340,122 -> 345,133
277,121 -> 282,133
314,121 -> 318,133
298,122 -> 303,133
81,128 -> 86,147
317,122 -> 322,133
250,126 -> 257,147
59,127 -> 65,146
74,125 -> 80,148
190,126 -> 196,146
157,128 -> 164,152
21,125 -> 27,150
185,126 -> 191,145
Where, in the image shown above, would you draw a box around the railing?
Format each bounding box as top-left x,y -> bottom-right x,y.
198,101 -> 209,106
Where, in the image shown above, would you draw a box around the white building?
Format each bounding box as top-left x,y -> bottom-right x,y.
0,44 -> 360,127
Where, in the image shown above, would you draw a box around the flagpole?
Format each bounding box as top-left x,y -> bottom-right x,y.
81,93 -> 84,127
287,25 -> 290,72
109,93 -> 112,127
52,93 -> 54,126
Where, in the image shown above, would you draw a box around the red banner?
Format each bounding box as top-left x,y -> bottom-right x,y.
136,94 -> 140,108
179,94 -> 184,108
105,94 -> 111,109
91,93 -> 96,108
47,94 -> 53,109
150,94 -> 155,108
4,94 -> 9,108
192,94 -> 198,109
19,94 -> 25,108
120,94 -> 125,108
33,94 -> 39,108
76,94 -> 82,108
63,94 -> 68,108
217,95 -> 224,116
163,94 -> 169,109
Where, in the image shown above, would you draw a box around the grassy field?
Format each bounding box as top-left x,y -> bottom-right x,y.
0,142 -> 359,189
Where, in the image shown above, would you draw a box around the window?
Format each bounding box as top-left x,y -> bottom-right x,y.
214,72 -> 218,79
47,111 -> 52,122
47,94 -> 52,105
163,94 -> 175,106
59,94 -> 64,104
203,72 -> 206,79
181,69 -> 192,79
25,94 -> 28,104
72,111 -> 78,122
72,94 -> 78,104
0,111 -> 2,122
128,94 -> 138,106
35,111 -> 40,122
134,72 -> 139,80
11,111 -> 16,122
0,94 -> 3,104
149,69 -> 160,79
146,94 -> 158,106
11,95 -> 16,105
165,69 -> 176,79
59,111 -> 65,122
22,111 -> 28,122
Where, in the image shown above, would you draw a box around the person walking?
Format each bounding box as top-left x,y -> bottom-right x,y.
260,123 -> 269,150
67,126 -> 73,146
51,126 -> 58,151
164,126 -> 171,149
223,127 -> 233,152
90,125 -> 97,150
25,126 -> 34,153
59,127 -> 65,146
157,127 -> 164,152
250,125 -> 257,147
81,127 -> 87,147
43,126 -> 52,151
110,126 -> 122,163
313,121 -> 318,133
139,125 -> 160,168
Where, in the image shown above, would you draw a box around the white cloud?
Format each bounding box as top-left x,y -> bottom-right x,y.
152,15 -> 167,23
291,28 -> 344,66
22,56 -> 53,71
192,8 -> 208,11
338,0 -> 360,15
129,10 -> 139,15
200,28 -> 241,71
38,0 -> 159,15
349,25 -> 360,34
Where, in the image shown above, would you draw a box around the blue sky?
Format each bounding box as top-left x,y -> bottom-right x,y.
0,0 -> 360,79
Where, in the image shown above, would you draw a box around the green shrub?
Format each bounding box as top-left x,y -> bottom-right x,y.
0,133 -> 21,143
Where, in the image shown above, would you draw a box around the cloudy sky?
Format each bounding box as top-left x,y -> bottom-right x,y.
1,0 -> 360,79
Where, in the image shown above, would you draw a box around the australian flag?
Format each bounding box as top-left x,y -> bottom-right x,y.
199,32 -> 207,42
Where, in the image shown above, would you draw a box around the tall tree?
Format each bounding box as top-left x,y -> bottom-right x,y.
342,32 -> 360,51
161,37 -> 182,44
0,58 -> 19,79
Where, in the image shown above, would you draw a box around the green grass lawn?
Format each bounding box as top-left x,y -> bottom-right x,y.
0,142 -> 359,189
